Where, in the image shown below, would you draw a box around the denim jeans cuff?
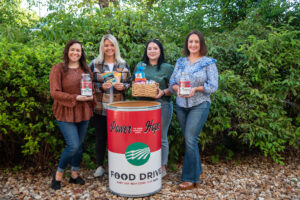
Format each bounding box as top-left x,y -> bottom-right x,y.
181,178 -> 200,183
162,161 -> 168,166
57,167 -> 65,173
71,166 -> 80,171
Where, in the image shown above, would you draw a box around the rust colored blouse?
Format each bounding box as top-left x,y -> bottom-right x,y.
49,63 -> 95,122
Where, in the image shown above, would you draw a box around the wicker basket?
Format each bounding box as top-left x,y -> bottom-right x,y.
132,82 -> 159,98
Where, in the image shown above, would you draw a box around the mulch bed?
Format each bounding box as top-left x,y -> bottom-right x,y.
0,154 -> 299,200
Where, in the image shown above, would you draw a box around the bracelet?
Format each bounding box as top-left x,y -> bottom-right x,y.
162,90 -> 166,96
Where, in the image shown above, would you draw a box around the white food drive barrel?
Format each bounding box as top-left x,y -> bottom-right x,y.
106,101 -> 162,197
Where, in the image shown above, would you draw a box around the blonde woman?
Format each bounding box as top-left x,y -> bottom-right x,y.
89,34 -> 131,177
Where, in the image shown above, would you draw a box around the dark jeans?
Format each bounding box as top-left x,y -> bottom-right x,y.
176,101 -> 210,183
56,120 -> 89,172
92,114 -> 107,167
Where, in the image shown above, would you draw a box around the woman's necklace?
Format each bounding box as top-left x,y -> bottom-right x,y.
68,60 -> 80,68
68,64 -> 79,69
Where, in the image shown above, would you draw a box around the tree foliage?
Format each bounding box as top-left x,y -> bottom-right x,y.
0,0 -> 299,167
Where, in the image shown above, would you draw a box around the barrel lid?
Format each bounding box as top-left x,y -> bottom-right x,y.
107,101 -> 161,111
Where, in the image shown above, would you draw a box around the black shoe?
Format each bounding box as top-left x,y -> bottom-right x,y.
51,173 -> 61,190
69,175 -> 85,185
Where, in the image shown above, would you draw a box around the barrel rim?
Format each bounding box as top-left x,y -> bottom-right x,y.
109,187 -> 162,198
107,100 -> 161,111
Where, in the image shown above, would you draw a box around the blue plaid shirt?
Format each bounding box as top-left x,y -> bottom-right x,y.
169,56 -> 218,108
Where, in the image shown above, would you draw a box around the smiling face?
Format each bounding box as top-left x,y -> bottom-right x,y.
147,42 -> 161,63
68,43 -> 82,63
188,34 -> 201,56
103,39 -> 115,58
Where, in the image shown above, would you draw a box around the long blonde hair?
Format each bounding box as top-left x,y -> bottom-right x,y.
95,34 -> 125,64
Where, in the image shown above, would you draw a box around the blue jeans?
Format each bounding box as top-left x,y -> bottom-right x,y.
176,102 -> 210,183
56,120 -> 89,173
160,100 -> 173,166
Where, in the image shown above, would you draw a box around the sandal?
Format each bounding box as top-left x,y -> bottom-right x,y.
179,182 -> 199,190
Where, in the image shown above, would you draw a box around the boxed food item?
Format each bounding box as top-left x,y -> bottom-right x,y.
102,72 -> 116,84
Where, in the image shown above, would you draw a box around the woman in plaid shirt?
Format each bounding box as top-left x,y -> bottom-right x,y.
89,34 -> 131,178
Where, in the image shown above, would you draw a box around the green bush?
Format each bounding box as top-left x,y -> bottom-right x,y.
0,1 -> 299,168
168,21 -> 299,165
0,38 -> 64,166
203,22 -> 299,164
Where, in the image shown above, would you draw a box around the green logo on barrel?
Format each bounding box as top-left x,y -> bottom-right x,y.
125,142 -> 150,166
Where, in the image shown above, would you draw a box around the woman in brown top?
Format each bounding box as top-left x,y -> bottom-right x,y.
49,40 -> 95,190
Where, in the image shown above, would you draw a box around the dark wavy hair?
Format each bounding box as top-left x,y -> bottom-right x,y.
62,40 -> 89,73
183,30 -> 207,57
142,39 -> 165,71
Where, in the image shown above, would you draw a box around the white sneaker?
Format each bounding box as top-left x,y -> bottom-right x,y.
94,166 -> 105,177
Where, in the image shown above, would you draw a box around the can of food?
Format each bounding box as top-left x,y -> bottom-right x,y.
106,101 -> 162,197
80,73 -> 92,96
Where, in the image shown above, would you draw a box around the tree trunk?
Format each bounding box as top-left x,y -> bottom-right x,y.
98,0 -> 118,8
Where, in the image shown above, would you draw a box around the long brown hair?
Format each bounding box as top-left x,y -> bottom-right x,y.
62,40 -> 89,73
183,30 -> 207,57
